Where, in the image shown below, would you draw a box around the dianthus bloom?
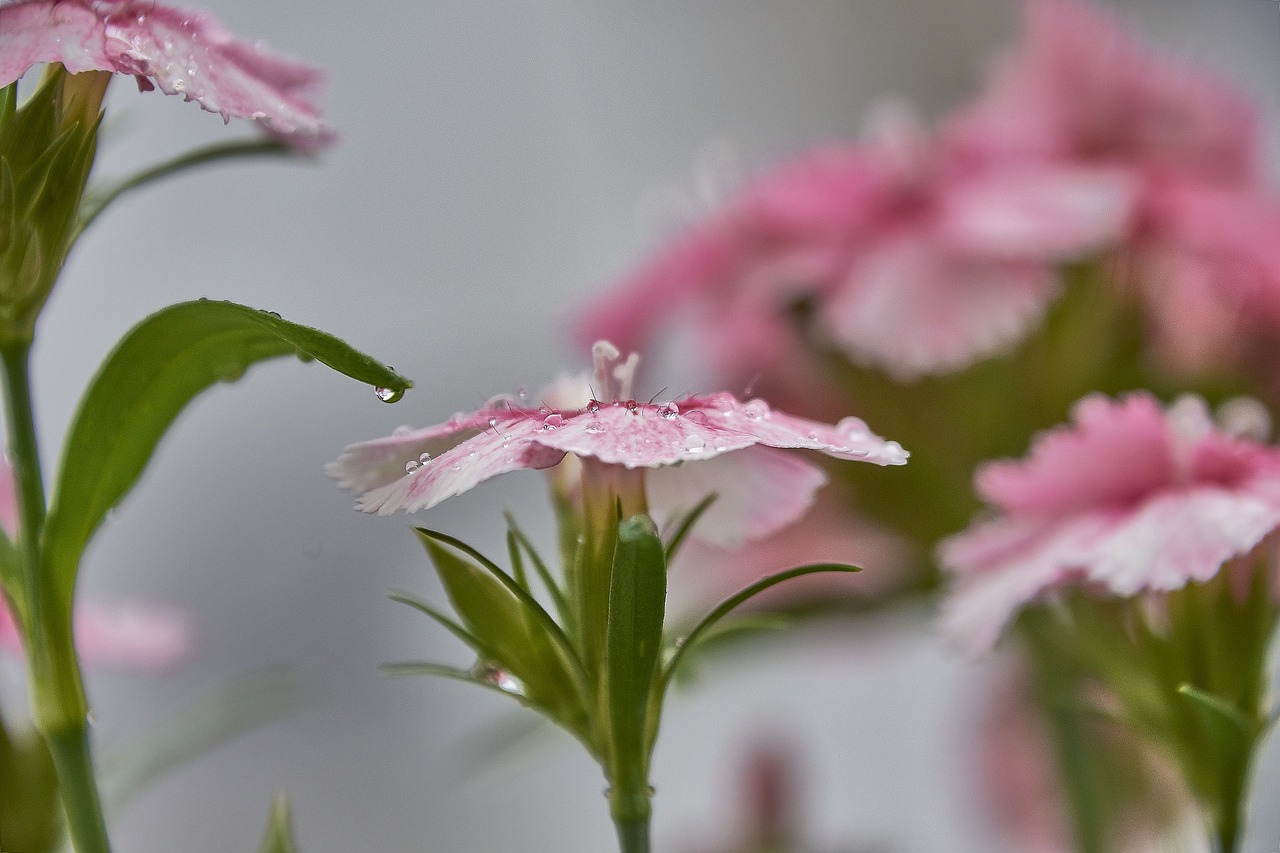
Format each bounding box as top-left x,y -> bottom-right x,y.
0,0 -> 330,145
577,103 -> 1132,382
949,0 -> 1280,376
329,341 -> 907,541
940,393 -> 1280,653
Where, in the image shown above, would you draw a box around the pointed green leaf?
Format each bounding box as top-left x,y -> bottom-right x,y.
605,515 -> 667,771
1176,683 -> 1253,735
504,511 -> 569,624
78,138 -> 292,238
42,300 -> 412,608
415,532 -> 589,733
661,563 -> 860,691
663,492 -> 717,562
256,793 -> 299,853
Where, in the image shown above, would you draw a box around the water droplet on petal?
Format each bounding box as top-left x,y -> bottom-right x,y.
542,413 -> 565,430
625,400 -> 640,414
538,406 -> 551,416
742,399 -> 770,420
658,402 -> 679,420
585,422 -> 604,434
836,416 -> 870,436
486,416 -> 499,429
684,435 -> 706,452
418,452 -> 432,465
375,386 -> 404,404
586,399 -> 602,414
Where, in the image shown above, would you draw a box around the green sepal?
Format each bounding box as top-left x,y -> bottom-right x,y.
413,530 -> 591,738
661,563 -> 861,691
0,83 -> 15,131
603,515 -> 666,826
255,793 -> 299,853
42,299 -> 412,611
1176,683 -> 1254,737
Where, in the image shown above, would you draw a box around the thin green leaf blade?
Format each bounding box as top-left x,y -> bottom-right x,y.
416,533 -> 588,733
256,793 -> 299,853
662,563 -> 861,691
43,299 -> 412,605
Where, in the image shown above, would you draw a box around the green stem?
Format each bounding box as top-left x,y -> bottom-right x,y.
46,728 -> 112,853
1023,615 -> 1108,853
612,815 -> 650,853
1,345 -> 112,853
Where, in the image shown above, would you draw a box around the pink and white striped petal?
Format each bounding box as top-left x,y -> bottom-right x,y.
0,0 -> 331,147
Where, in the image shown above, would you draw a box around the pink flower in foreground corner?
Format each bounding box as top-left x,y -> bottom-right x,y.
940,393 -> 1280,653
328,341 -> 907,540
0,0 -> 331,145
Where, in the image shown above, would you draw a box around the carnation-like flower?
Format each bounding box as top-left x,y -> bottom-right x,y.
577,101 -> 1134,383
329,341 -> 907,542
949,0 -> 1280,378
940,393 -> 1280,653
0,0 -> 330,145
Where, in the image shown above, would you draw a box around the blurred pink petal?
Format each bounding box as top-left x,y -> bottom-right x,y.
0,0 -> 331,146
0,598 -> 190,670
822,231 -> 1060,380
578,99 -> 1135,382
667,493 -> 913,616
331,343 -> 907,542
950,0 -> 1262,184
941,393 -> 1280,652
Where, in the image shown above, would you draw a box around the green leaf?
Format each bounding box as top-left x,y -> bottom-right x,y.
387,590 -> 501,662
98,667 -> 308,813
605,515 -> 667,770
256,793 -> 299,853
77,138 -> 292,239
661,563 -> 861,691
0,83 -> 15,131
42,299 -> 412,608
1176,683 -> 1253,736
662,492 -> 717,563
414,532 -> 590,735
504,511 -> 569,624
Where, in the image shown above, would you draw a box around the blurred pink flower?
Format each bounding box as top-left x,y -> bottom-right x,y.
940,393 -> 1280,653
0,461 -> 189,670
0,0 -> 331,145
950,0 -> 1280,377
0,600 -> 190,670
329,341 -> 907,543
577,101 -> 1134,382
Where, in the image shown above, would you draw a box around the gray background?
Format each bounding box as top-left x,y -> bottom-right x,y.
3,1 -> 1278,850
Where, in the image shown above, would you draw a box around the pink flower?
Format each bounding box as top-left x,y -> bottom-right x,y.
0,599 -> 190,670
0,0 -> 331,145
949,0 -> 1262,185
329,342 -> 907,542
576,102 -> 1135,382
949,0 -> 1280,377
940,393 -> 1280,653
